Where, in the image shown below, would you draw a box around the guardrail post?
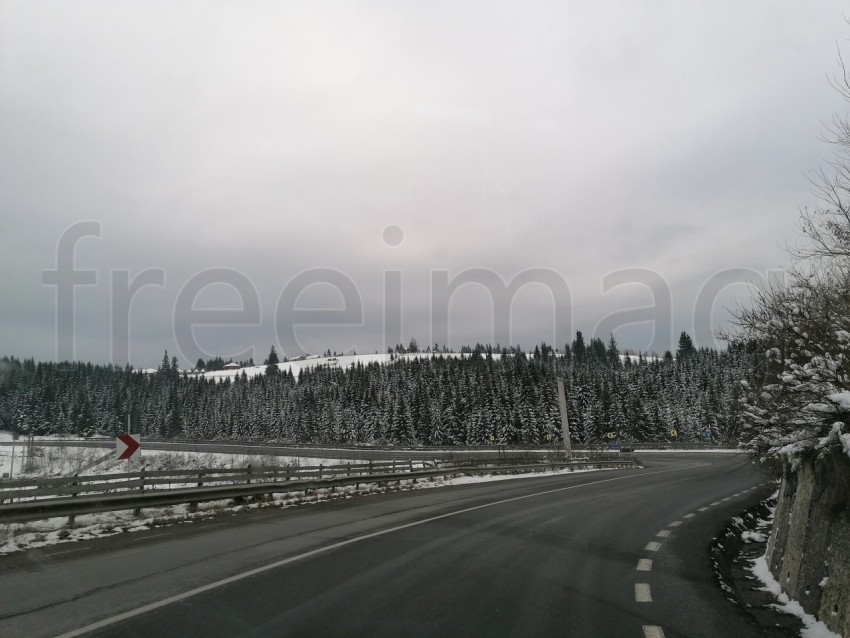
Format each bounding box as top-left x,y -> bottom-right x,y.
68,472 -> 79,527
133,467 -> 145,517
368,460 -> 373,476
246,463 -> 252,485
188,468 -> 204,513
285,466 -> 290,481
318,463 -> 323,480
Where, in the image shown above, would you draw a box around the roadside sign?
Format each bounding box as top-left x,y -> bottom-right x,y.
116,434 -> 141,460
127,409 -> 141,435
670,428 -> 678,438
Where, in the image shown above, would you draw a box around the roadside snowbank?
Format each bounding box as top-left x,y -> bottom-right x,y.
748,493 -> 841,638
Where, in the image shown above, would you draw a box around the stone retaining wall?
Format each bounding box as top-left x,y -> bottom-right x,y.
766,449 -> 850,636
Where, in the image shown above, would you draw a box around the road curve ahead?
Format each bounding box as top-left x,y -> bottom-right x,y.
0,453 -> 772,638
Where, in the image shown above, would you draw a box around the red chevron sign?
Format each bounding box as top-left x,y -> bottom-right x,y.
116,434 -> 141,460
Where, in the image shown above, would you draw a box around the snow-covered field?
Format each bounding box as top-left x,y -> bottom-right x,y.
0,432 -> 355,479
3,430 -> 383,476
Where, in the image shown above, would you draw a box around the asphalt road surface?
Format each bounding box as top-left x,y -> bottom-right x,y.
0,452 -> 774,638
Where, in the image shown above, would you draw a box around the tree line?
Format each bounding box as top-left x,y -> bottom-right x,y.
0,333 -> 752,446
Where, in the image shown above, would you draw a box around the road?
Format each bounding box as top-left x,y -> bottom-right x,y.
0,439 -> 722,461
0,452 -> 773,638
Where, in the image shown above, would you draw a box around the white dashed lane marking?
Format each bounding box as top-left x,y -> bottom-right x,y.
682,513 -> 695,519
636,558 -> 653,571
711,501 -> 721,506
656,530 -> 671,538
698,507 -> 709,512
645,541 -> 662,552
668,521 -> 681,527
643,626 -> 666,638
635,583 -> 653,602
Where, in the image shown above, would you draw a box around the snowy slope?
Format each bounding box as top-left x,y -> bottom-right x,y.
198,351 -> 494,381
179,349 -> 660,381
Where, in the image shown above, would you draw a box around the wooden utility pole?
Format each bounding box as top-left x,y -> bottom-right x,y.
557,378 -> 572,459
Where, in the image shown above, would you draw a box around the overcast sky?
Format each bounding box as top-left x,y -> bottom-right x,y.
1,1 -> 848,367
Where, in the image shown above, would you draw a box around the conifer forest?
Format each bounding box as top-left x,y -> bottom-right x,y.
0,333 -> 752,446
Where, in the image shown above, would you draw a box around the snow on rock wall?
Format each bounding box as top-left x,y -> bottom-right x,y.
767,450 -> 850,636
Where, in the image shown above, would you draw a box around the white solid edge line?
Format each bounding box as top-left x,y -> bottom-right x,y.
636,558 -> 653,571
130,533 -> 168,542
656,530 -> 671,538
55,464 -> 694,638
635,583 -> 652,602
643,625 -> 666,638
645,541 -> 662,551
46,547 -> 89,556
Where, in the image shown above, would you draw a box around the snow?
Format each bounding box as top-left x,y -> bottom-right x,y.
181,350 -> 662,382
814,423 -> 850,461
750,555 -> 840,638
630,449 -> 741,453
0,433 -> 360,480
827,391 -> 850,412
432,465 -> 601,486
741,530 -> 768,543
196,352 -> 487,381
746,495 -> 838,638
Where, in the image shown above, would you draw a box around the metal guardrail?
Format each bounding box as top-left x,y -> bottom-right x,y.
0,459 -> 423,502
0,457 -> 637,524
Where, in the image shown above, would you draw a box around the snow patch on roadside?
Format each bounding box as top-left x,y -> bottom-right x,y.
635,449 -> 740,453
741,530 -> 768,543
747,492 -> 840,638
434,466 -> 601,486
750,556 -> 840,638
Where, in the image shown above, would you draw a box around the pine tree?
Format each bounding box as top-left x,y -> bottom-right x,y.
676,332 -> 695,359
266,345 -> 280,375
606,334 -> 621,368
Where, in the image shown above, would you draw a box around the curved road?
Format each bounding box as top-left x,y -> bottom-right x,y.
0,452 -> 772,637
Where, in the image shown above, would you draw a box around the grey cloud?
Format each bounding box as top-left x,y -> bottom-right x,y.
1,1 -> 848,366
